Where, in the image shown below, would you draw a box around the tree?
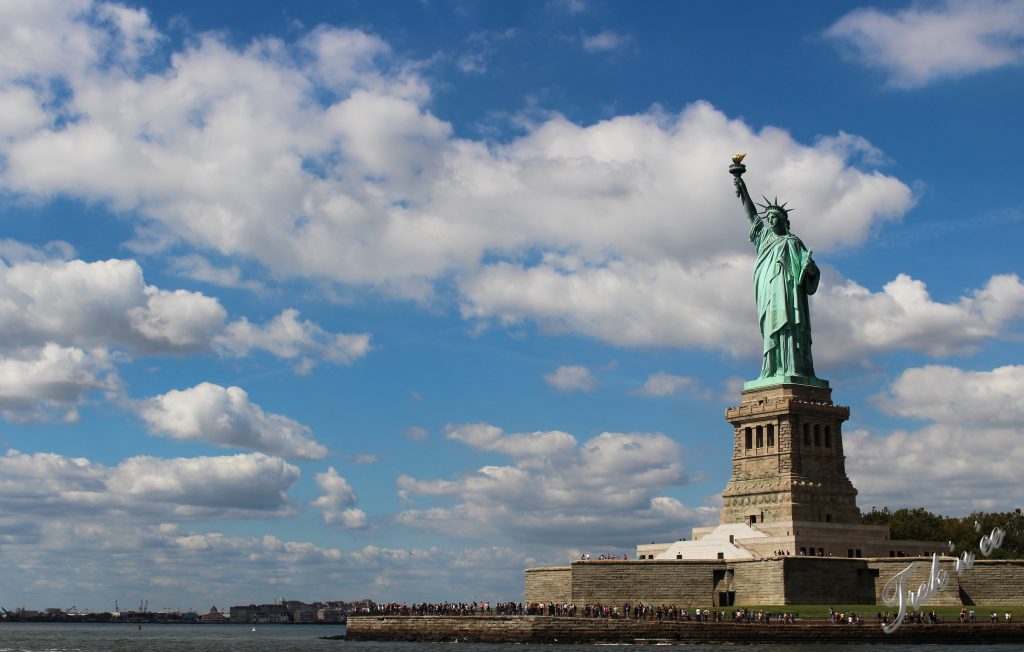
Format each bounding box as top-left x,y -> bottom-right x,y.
863,507 -> 1022,559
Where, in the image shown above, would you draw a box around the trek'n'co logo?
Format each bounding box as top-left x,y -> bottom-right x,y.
881,522 -> 1006,634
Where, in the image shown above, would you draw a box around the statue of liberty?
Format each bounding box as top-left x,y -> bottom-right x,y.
729,155 -> 825,388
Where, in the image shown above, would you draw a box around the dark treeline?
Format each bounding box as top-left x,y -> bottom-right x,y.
862,507 -> 1023,559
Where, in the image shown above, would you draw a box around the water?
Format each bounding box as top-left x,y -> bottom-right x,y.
0,623 -> 1020,651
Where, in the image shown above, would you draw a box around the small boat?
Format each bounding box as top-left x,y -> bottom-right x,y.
251,627 -> 256,632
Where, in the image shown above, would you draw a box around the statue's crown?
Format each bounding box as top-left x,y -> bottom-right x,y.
755,195 -> 793,217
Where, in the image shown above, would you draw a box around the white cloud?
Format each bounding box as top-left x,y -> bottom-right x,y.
128,287 -> 228,352
0,239 -> 74,264
0,257 -> 225,355
0,85 -> 48,140
582,30 -> 629,53
557,0 -> 587,14
0,344 -> 115,422
137,382 -> 328,459
463,258 -> 1024,370
0,514 -> 537,607
814,272 -> 1024,363
169,254 -> 265,292
0,254 -> 370,362
0,0 -> 100,82
543,364 -> 598,392
312,466 -> 358,507
95,2 -> 161,64
398,423 -> 702,546
456,28 -> 517,75
632,371 -> 699,397
216,308 -> 371,374
0,253 -> 370,419
875,364 -> 1024,427
109,454 -> 297,515
301,26 -> 397,94
330,508 -> 369,529
3,3 -> 998,379
312,466 -> 369,529
847,424 -> 1024,513
461,255 -> 756,351
826,0 -> 1024,88
0,449 -> 300,520
0,518 -> 352,605
848,362 -> 1024,513
0,7 -> 914,310
445,422 -> 578,462
404,425 -> 429,441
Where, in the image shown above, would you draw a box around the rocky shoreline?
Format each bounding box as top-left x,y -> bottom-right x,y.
344,615 -> 1024,644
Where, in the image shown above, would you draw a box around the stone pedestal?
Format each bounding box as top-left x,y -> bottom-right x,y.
720,382 -> 860,526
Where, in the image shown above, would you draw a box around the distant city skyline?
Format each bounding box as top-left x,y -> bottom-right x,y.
1,0 -> 1022,609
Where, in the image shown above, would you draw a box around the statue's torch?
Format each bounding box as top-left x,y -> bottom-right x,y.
729,153 -> 747,177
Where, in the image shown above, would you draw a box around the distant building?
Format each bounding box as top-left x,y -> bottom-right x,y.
284,601 -> 316,623
317,607 -> 342,622
200,606 -> 228,624
229,605 -> 255,624
255,603 -> 289,624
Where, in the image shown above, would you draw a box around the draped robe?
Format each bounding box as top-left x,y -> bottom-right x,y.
749,218 -> 818,380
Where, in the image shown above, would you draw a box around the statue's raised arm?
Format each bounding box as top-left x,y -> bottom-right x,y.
729,153 -> 758,223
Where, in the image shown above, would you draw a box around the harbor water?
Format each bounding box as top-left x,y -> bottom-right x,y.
0,623 -> 1022,651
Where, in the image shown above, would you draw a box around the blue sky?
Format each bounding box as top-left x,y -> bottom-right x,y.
1,0 -> 1023,611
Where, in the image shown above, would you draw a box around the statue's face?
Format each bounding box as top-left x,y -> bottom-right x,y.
767,210 -> 788,235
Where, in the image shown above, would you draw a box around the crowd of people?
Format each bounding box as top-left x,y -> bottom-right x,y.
369,602 -> 507,616
580,553 -> 629,560
870,608 -> 1014,625
368,601 -> 1013,625
503,603 -> 801,623
828,608 -> 865,624
370,601 -> 800,623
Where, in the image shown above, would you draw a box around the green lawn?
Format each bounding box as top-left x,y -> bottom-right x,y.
735,604 -> 1021,622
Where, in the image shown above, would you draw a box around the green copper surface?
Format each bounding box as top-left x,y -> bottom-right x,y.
742,375 -> 829,391
731,158 -> 825,387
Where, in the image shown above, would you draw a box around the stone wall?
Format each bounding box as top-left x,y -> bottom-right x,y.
347,615 -> 531,643
732,559 -> 786,604
564,558 -> 874,606
782,557 -> 876,604
345,615 -> 1024,644
868,557 -> 962,606
569,560 -> 724,606
524,557 -> 1024,607
526,559 -> 789,607
524,567 -> 571,604
959,560 -> 1024,606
